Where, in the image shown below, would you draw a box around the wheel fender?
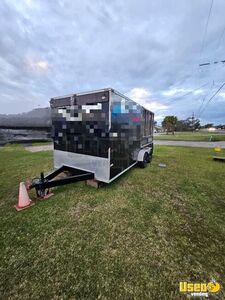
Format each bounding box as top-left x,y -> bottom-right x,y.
137,147 -> 151,162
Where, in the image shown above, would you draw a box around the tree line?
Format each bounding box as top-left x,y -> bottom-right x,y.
161,116 -> 225,134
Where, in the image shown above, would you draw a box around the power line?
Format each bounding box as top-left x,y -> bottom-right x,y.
199,20 -> 225,66
180,82 -> 208,98
199,0 -> 214,62
215,22 -> 225,55
198,82 -> 225,117
192,0 -> 214,118
197,3 -> 225,120
197,19 -> 225,117
197,80 -> 214,116
165,82 -> 209,103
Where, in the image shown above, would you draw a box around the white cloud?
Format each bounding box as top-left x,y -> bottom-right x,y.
26,58 -> 49,72
127,87 -> 168,112
162,88 -> 188,97
193,89 -> 204,95
162,87 -> 204,97
219,92 -> 225,98
154,114 -> 165,122
144,101 -> 168,111
24,0 -> 33,7
1,0 -> 225,123
127,87 -> 151,101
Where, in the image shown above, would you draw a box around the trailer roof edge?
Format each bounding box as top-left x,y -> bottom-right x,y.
50,88 -> 154,114
50,88 -> 113,101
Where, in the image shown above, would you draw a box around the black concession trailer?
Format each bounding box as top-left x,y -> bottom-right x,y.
50,88 -> 154,183
24,88 -> 154,203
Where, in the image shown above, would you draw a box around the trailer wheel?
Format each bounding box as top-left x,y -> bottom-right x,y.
138,152 -> 149,168
146,153 -> 152,163
147,144 -> 154,163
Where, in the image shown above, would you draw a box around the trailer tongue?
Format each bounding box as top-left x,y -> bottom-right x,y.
30,166 -> 94,198
15,167 -> 94,211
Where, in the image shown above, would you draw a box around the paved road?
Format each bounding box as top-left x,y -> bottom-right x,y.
24,141 -> 225,152
25,144 -> 53,152
154,140 -> 225,148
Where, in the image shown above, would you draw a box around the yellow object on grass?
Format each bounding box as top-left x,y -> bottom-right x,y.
214,147 -> 221,152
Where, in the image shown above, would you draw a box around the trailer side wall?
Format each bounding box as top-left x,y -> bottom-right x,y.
109,91 -> 142,179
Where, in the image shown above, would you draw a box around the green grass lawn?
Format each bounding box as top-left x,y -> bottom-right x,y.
0,145 -> 225,299
155,131 -> 225,142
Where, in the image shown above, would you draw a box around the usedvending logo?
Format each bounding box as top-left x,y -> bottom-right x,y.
179,280 -> 221,297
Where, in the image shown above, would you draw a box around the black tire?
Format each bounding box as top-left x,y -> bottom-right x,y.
150,144 -> 154,156
146,153 -> 152,163
138,152 -> 149,168
147,144 -> 154,163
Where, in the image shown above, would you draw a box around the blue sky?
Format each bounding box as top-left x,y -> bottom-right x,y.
0,0 -> 225,124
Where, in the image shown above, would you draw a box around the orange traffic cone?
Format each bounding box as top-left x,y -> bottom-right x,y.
14,182 -> 34,211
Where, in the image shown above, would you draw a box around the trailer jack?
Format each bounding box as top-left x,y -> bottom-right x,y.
15,166 -> 94,210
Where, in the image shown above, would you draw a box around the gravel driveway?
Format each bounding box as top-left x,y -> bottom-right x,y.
24,141 -> 225,152
154,140 -> 225,148
25,144 -> 53,152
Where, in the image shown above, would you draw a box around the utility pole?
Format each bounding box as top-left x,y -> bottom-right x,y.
191,112 -> 195,132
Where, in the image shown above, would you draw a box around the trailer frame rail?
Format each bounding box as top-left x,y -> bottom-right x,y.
29,166 -> 94,198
